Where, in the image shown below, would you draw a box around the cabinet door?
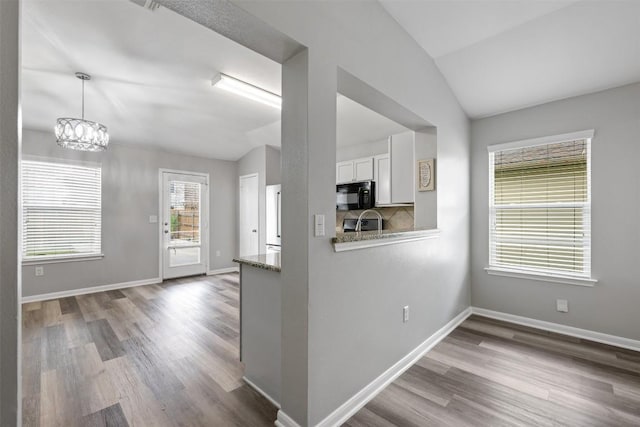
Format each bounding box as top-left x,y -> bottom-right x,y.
354,157 -> 374,181
336,161 -> 354,183
390,132 -> 415,203
373,154 -> 391,205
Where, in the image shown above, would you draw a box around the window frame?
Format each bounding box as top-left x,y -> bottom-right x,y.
485,130 -> 596,286
21,157 -> 104,265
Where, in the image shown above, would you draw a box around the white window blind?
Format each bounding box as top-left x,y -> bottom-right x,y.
489,137 -> 591,277
22,160 -> 102,260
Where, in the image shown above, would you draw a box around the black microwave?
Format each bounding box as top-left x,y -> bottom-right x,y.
336,181 -> 375,211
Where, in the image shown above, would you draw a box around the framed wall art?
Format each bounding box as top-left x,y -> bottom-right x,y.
417,158 -> 435,191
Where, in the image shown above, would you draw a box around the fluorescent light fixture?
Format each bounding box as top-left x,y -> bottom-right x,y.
212,73 -> 281,109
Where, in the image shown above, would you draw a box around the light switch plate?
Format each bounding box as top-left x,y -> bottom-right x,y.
149,215 -> 158,224
35,266 -> 44,277
314,214 -> 325,237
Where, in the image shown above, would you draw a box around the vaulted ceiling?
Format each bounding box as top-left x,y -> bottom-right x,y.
381,0 -> 640,118
22,0 -> 407,160
24,0 -> 638,159
22,0 -> 283,160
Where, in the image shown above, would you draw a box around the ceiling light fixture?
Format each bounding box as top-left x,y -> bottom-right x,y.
55,72 -> 109,152
212,73 -> 281,110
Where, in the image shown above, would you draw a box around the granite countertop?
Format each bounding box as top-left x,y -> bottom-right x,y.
332,227 -> 437,243
233,252 -> 281,272
332,227 -> 440,252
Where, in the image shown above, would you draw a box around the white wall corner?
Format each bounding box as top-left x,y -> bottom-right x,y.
275,410 -> 302,427
471,307 -> 640,352
314,307 -> 472,427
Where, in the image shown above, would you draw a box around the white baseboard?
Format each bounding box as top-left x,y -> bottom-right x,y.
471,307 -> 640,352
275,410 -> 301,427
242,376 -> 280,409
21,277 -> 162,303
207,266 -> 239,276
313,307 -> 472,427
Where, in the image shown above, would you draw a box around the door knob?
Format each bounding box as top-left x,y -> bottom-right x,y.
252,229 -> 257,233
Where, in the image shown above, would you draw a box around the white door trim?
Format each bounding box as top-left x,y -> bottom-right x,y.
158,169 -> 210,281
239,173 -> 260,256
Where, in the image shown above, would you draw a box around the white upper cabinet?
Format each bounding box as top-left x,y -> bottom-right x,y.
336,161 -> 355,183
373,154 -> 391,205
390,132 -> 415,204
336,132 -> 415,205
354,157 -> 374,181
336,157 -> 373,183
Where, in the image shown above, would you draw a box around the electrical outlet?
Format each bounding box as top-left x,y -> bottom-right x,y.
35,266 -> 44,277
556,299 -> 569,313
403,305 -> 410,323
215,250 -> 221,257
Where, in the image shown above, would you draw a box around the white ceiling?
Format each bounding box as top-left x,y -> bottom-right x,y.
336,95 -> 408,147
27,1 -> 628,156
22,0 -> 282,160
381,0 -> 640,118
22,0 -> 408,160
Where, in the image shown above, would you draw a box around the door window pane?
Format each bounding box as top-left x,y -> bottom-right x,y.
169,181 -> 201,245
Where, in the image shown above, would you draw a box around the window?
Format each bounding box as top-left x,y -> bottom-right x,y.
22,160 -> 102,261
488,131 -> 592,279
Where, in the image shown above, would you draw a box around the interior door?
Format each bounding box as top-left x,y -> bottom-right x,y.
162,171 -> 208,279
239,174 -> 259,256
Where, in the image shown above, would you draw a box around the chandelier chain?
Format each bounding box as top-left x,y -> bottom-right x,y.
81,77 -> 85,120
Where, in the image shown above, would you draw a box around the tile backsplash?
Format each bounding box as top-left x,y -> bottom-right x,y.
336,206 -> 414,233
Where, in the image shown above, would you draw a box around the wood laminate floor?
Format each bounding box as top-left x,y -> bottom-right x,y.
346,315 -> 640,427
22,273 -> 277,427
24,276 -> 640,427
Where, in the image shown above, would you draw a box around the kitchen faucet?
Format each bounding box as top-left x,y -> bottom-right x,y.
355,209 -> 383,233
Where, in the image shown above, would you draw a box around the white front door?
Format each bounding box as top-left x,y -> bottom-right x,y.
239,174 -> 259,256
161,171 -> 208,279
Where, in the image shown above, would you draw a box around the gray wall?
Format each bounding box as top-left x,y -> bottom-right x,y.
0,0 -> 20,424
279,48 -> 311,423
22,129 -> 238,298
238,145 -> 267,253
265,144 -> 281,185
237,2 -> 470,425
238,144 -> 282,254
241,264 -> 282,403
414,128 -> 437,229
471,82 -> 640,340
336,138 -> 388,162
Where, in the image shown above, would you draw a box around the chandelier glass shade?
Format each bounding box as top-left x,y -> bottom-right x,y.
55,118 -> 109,151
56,72 -> 109,151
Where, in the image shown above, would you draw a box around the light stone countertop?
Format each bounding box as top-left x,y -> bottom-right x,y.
332,227 -> 440,252
233,252 -> 281,272
332,227 -> 437,243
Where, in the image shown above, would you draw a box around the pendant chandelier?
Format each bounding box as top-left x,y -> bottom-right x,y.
55,72 -> 109,151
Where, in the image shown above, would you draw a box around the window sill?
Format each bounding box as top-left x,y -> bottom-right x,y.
485,267 -> 597,287
22,253 -> 104,266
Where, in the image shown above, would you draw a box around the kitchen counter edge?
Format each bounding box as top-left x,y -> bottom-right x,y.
233,254 -> 281,272
332,228 -> 440,252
